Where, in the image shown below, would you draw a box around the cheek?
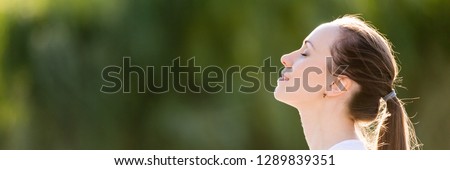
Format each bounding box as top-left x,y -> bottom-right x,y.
291,59 -> 327,93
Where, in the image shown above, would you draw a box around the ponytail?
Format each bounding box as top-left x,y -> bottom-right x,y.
376,96 -> 419,150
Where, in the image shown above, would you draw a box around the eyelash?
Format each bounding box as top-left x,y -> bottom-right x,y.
301,52 -> 308,57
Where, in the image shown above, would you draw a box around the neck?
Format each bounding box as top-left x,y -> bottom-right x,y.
294,100 -> 359,150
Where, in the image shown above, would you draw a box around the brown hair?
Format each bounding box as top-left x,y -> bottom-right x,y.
329,15 -> 421,150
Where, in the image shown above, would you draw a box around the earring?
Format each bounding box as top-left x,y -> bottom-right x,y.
330,81 -> 336,87
323,93 -> 327,98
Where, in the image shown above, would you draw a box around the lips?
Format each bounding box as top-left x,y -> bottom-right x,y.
279,67 -> 292,81
279,74 -> 289,81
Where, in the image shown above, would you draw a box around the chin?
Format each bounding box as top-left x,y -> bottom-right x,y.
274,87 -> 296,106
274,86 -> 316,107
274,86 -> 285,101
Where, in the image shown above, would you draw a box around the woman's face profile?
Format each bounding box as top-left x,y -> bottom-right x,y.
274,23 -> 341,106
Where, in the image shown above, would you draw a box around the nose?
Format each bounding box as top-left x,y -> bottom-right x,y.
281,51 -> 295,67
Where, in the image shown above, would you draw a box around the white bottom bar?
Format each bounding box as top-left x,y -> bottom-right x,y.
0,150 -> 447,170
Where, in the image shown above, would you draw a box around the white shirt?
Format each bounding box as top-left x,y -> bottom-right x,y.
328,139 -> 367,150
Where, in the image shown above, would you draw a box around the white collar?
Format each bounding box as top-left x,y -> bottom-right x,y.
328,139 -> 367,150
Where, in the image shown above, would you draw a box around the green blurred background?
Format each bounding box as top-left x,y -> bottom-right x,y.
0,0 -> 449,149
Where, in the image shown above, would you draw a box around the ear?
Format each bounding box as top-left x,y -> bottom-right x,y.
326,75 -> 353,97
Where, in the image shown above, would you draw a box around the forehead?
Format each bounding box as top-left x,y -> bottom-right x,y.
304,23 -> 341,52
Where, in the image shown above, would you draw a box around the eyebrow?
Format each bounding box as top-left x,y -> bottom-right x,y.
304,40 -> 315,50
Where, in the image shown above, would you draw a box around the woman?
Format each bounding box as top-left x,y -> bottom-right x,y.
274,15 -> 421,150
